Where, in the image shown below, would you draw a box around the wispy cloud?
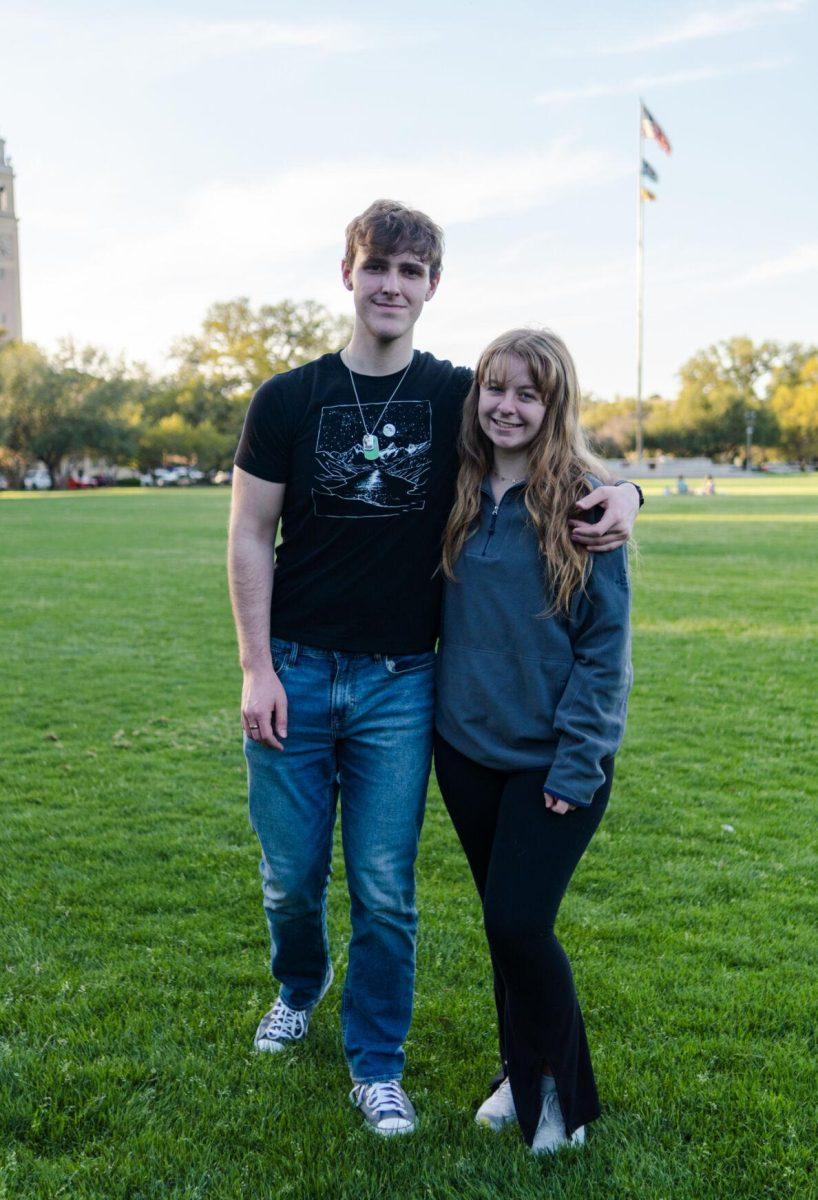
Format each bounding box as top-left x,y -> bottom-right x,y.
740,244 -> 818,283
599,1 -> 804,55
167,18 -> 427,63
535,59 -> 786,105
35,143 -> 624,367
4,11 -> 430,79
693,244 -> 818,294
155,140 -> 621,261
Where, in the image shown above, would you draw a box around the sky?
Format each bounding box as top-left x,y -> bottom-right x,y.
2,0 -> 817,399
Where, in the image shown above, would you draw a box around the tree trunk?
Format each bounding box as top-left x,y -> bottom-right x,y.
42,457 -> 61,488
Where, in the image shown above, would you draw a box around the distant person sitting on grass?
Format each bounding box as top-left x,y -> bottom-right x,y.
702,474 -> 715,495
676,474 -> 689,495
434,328 -> 632,1155
227,200 -> 642,1138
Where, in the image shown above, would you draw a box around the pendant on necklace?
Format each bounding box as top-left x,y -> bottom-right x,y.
362,433 -> 380,461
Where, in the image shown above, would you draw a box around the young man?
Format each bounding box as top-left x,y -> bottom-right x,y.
228,200 -> 641,1136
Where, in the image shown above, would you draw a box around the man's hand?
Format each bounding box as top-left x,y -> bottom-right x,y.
242,665 -> 288,750
569,482 -> 640,552
229,468 -> 287,748
544,791 -> 577,815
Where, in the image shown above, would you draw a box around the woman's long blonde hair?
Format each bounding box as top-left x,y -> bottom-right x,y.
441,328 -> 610,615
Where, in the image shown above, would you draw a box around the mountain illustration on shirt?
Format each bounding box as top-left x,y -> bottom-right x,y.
312,400 -> 431,518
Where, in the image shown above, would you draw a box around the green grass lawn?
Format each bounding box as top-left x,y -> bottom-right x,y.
1,477 -> 816,1199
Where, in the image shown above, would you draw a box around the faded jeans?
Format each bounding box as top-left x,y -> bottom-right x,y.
244,638 -> 435,1083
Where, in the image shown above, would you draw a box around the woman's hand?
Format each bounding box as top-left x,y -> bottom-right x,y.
544,791 -> 577,815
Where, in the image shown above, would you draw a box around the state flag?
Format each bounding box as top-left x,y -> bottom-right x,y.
641,159 -> 659,182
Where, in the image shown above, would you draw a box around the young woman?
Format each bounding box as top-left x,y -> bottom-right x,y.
434,328 -> 632,1154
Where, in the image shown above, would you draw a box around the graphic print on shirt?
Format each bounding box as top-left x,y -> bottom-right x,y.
312,400 -> 431,518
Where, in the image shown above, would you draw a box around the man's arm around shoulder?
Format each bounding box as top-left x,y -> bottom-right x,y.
228,466 -> 288,750
569,480 -> 643,553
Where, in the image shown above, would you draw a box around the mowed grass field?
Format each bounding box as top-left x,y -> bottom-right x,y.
1,476 -> 816,1200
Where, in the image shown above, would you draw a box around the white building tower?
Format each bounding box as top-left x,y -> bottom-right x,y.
0,136 -> 23,343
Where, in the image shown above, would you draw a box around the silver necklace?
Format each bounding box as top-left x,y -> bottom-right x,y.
346,353 -> 414,461
492,470 -> 526,485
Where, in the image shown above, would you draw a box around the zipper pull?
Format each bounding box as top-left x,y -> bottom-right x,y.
481,504 -> 500,556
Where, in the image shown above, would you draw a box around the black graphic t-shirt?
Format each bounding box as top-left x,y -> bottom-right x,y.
234,351 -> 472,653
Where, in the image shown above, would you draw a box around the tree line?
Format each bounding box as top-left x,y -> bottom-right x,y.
0,299 -> 352,487
583,337 -> 818,464
1,304 -> 816,487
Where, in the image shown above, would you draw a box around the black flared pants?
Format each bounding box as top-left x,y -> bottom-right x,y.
433,732 -> 613,1145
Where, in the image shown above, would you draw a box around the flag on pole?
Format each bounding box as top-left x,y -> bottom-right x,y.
641,159 -> 659,182
641,103 -> 672,154
640,187 -> 657,201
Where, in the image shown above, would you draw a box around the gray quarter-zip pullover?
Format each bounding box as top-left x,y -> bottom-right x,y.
435,478 -> 632,806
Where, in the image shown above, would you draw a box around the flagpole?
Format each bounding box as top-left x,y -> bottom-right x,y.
636,99 -> 645,464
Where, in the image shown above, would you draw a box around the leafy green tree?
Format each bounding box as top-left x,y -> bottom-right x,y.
137,372 -> 239,439
170,298 -> 353,406
0,342 -> 50,469
0,341 -> 140,483
770,354 -> 818,462
0,444 -> 26,488
136,415 -> 235,472
671,337 -> 780,459
642,397 -> 692,455
767,342 -> 817,391
640,338 -> 781,460
581,396 -> 640,458
144,298 -> 353,467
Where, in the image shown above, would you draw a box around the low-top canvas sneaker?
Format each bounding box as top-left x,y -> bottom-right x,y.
350,1080 -> 417,1136
475,1076 -> 517,1130
253,996 -> 309,1053
253,966 -> 333,1053
531,1080 -> 586,1155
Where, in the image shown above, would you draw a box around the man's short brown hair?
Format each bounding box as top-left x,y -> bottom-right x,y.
344,200 -> 444,280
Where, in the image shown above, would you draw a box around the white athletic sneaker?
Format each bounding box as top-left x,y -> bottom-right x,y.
350,1080 -> 417,1136
475,1077 -> 517,1130
531,1081 -> 586,1155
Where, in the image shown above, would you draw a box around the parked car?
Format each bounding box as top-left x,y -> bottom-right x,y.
67,472 -> 97,489
139,468 -> 176,486
139,465 -> 206,487
23,468 -> 52,491
153,467 -> 180,487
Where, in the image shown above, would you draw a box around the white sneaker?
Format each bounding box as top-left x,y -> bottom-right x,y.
350,1080 -> 417,1136
531,1083 -> 586,1155
475,1077 -> 517,1130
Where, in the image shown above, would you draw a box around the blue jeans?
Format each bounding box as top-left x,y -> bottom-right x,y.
245,638 -> 435,1083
